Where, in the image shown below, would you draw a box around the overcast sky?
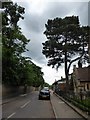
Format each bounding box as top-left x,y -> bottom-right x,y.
12,0 -> 89,85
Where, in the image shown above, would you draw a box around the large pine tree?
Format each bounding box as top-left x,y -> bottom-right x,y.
42,16 -> 90,89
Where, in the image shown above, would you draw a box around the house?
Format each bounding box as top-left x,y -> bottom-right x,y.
52,78 -> 66,93
73,65 -> 90,94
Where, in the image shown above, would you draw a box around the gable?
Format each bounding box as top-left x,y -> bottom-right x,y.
75,67 -> 90,82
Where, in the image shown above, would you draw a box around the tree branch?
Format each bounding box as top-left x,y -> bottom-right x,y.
67,37 -> 85,75
67,54 -> 83,74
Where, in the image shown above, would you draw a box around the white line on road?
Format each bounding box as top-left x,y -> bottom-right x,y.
20,100 -> 31,108
7,112 -> 16,119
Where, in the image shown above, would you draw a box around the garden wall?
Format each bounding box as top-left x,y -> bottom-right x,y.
2,84 -> 36,99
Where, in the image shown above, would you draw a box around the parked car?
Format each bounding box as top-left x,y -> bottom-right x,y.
38,89 -> 50,100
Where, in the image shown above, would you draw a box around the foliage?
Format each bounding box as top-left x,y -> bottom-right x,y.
43,82 -> 50,87
2,1 -> 44,87
2,1 -> 28,86
42,16 -> 90,86
26,62 -> 44,87
68,96 -> 90,112
58,91 -> 90,113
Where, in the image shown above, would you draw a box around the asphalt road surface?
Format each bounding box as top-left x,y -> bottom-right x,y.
2,91 -> 86,119
2,91 -> 55,119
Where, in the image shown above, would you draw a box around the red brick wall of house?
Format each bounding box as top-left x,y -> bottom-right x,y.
58,83 -> 66,91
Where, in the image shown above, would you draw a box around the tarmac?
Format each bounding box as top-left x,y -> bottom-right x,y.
1,91 -> 90,120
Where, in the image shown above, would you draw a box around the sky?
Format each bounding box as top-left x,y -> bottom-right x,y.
12,0 -> 89,85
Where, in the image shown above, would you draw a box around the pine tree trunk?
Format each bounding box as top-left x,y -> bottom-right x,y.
65,51 -> 69,92
65,35 -> 69,92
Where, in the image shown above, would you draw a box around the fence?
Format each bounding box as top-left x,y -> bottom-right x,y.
55,89 -> 90,115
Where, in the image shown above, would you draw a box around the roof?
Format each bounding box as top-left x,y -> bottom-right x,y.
74,66 -> 90,82
52,78 -> 66,85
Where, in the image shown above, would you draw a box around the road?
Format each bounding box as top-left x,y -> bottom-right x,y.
2,91 -> 55,119
2,91 -> 85,119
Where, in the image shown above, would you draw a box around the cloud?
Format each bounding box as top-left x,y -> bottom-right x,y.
21,32 -> 47,65
43,2 -> 75,18
74,2 -> 88,25
42,65 -> 65,85
23,14 -> 43,33
89,1 -> 90,26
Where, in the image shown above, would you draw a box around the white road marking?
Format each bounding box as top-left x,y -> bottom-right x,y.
7,112 -> 16,119
58,101 -> 64,104
20,100 -> 31,108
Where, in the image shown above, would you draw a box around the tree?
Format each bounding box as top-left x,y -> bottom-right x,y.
30,63 -> 44,87
2,1 -> 45,88
17,58 -> 44,93
43,82 -> 50,87
42,16 -> 90,89
19,59 -> 44,87
2,1 -> 30,86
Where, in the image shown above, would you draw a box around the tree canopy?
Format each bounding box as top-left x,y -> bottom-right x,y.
2,1 -> 44,87
42,16 -> 90,87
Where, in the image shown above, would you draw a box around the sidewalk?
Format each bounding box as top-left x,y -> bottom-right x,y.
50,91 -> 89,119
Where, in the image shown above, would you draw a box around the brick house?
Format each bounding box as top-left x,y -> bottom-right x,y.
73,65 -> 90,94
52,79 -> 66,93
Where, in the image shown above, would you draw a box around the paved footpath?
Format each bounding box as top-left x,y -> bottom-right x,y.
50,91 -> 89,119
